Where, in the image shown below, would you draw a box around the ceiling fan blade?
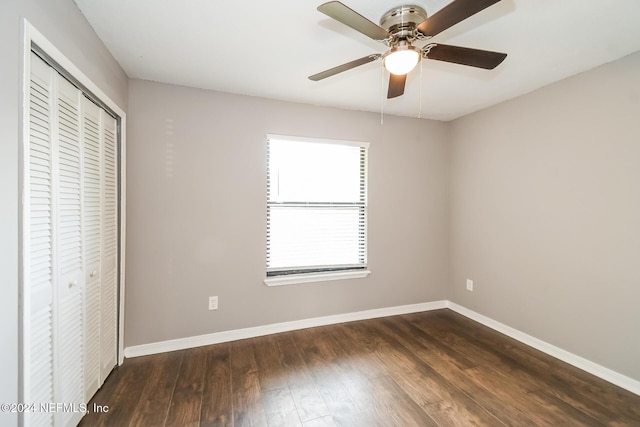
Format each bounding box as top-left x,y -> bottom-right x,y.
318,1 -> 390,41
417,0 -> 501,37
426,44 -> 506,69
387,73 -> 407,99
309,54 -> 381,81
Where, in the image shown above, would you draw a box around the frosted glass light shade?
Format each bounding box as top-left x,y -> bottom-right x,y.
383,46 -> 421,75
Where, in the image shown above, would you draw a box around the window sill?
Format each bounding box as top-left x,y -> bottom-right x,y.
264,270 -> 371,287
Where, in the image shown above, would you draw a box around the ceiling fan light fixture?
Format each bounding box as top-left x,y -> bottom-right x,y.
383,44 -> 421,75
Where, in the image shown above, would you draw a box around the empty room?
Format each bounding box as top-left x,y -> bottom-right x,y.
2,0 -> 640,425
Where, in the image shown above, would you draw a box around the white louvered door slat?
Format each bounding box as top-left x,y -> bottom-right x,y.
55,75 -> 85,427
28,53 -> 55,427
82,97 -> 102,400
101,111 -> 118,381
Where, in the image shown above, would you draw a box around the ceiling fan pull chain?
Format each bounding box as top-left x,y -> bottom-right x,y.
418,59 -> 423,119
380,62 -> 384,125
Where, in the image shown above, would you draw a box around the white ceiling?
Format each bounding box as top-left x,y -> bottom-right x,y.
74,0 -> 640,121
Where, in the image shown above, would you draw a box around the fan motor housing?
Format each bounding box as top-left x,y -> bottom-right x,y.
380,5 -> 428,39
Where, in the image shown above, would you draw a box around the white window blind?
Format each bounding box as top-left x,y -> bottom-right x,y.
266,135 -> 368,277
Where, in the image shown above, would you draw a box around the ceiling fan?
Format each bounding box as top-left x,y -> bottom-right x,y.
309,0 -> 507,98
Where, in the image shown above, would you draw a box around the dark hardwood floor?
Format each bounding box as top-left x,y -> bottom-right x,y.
79,309 -> 640,426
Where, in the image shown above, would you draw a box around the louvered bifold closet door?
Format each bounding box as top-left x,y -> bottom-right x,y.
26,51 -> 120,426
100,111 -> 118,381
28,52 -> 55,427
82,97 -> 102,401
55,73 -> 86,427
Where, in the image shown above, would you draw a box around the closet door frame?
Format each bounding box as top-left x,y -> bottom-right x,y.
19,19 -> 127,420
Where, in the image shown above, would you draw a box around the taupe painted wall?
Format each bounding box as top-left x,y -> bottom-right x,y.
125,79 -> 450,347
0,0 -> 127,421
4,2 -> 639,413
450,52 -> 640,381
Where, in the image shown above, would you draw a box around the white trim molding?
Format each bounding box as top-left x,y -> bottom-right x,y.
264,269 -> 371,286
266,133 -> 370,149
124,299 -> 640,397
447,302 -> 640,397
124,300 -> 447,358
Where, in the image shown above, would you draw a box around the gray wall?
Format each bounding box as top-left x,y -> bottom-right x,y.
3,1 -> 639,411
450,52 -> 640,381
0,0 -> 127,421
125,79 -> 450,347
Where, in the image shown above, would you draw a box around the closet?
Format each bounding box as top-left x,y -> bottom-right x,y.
26,51 -> 119,427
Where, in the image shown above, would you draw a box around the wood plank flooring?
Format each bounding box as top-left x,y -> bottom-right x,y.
79,309 -> 640,426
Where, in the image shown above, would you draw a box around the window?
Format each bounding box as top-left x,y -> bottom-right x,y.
265,134 -> 369,285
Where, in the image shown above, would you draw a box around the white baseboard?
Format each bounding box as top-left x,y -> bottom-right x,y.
123,299 -> 640,397
447,302 -> 640,396
124,300 -> 448,358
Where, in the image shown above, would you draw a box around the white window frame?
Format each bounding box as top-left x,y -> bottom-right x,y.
264,134 -> 370,286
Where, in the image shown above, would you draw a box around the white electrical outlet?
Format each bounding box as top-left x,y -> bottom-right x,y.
208,296 -> 219,310
466,279 -> 474,291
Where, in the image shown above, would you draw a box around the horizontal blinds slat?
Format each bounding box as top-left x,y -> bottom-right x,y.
268,202 -> 365,207
267,264 -> 365,274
